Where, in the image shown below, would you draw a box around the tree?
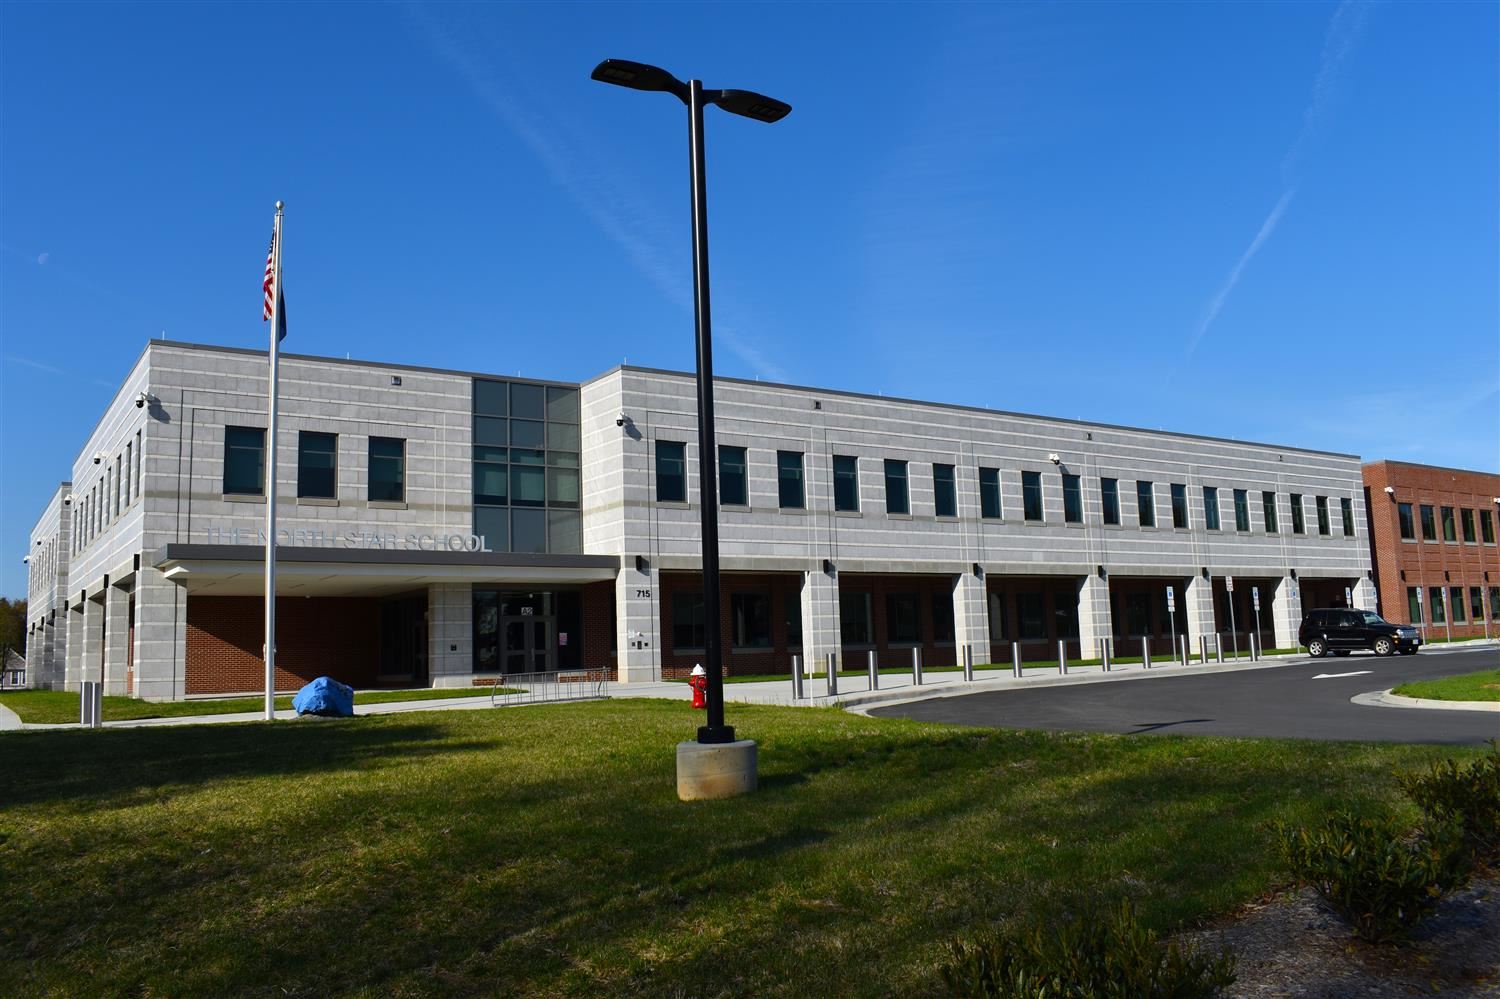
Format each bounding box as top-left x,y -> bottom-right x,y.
0,597 -> 26,656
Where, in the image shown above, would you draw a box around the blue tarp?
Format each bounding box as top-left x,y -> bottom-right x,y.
292,676 -> 355,717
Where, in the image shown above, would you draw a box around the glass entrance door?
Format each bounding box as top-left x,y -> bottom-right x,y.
500,615 -> 553,673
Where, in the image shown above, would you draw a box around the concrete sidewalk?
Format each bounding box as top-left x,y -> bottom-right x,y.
7,638 -> 1495,732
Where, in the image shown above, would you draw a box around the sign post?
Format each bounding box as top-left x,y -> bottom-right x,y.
1224,576 -> 1237,661
1166,585 -> 1177,665
1252,585 -> 1262,657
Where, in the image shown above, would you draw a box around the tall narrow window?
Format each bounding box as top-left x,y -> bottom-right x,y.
1430,588 -> 1446,624
730,592 -> 771,648
1482,510 -> 1495,544
1397,502 -> 1414,540
784,593 -> 803,646
672,592 -> 705,650
1101,478 -> 1120,525
1441,506 -> 1456,542
833,455 -> 859,512
1315,496 -> 1330,535
840,591 -> 873,645
1470,587 -> 1484,621
134,429 -> 143,500
1490,587 -> 1500,619
777,451 -> 804,509
1262,491 -> 1278,533
932,592 -> 955,642
223,426 -> 265,496
113,456 -> 122,519
1450,586 -> 1466,622
1203,486 -> 1220,530
1461,509 -> 1476,543
884,459 -> 909,515
933,463 -> 957,518
298,431 -> 337,499
1170,483 -> 1187,528
656,441 -> 686,503
1406,587 -> 1422,624
1136,480 -> 1155,527
368,437 -> 405,502
979,467 -> 1001,519
1419,504 -> 1437,540
1063,473 -> 1082,523
124,442 -> 133,507
1340,498 -> 1355,537
719,445 -> 748,506
1022,471 -> 1043,522
1234,489 -> 1250,532
886,593 -> 922,644
1290,494 -> 1305,534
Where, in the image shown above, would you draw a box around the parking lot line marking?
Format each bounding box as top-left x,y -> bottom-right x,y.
1312,670 -> 1374,679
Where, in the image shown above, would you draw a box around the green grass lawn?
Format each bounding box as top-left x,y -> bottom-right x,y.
1392,668 -> 1500,702
0,699 -> 1475,997
0,686 -> 505,725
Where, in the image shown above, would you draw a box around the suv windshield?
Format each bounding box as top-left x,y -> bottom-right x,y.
1359,612 -> 1388,626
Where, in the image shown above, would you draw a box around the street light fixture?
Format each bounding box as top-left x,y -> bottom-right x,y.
591,58 -> 790,750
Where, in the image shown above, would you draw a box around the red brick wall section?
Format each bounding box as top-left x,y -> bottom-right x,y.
1362,461 -> 1500,635
186,596 -> 382,695
658,572 -> 805,679
581,581 -> 617,680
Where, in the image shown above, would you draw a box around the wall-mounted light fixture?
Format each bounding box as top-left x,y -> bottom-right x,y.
1097,565 -> 1106,579
1383,485 -> 1395,496
1201,566 -> 1210,579
390,376 -> 402,386
1399,570 -> 1406,581
823,559 -> 836,576
635,555 -> 650,574
972,563 -> 984,579
1289,568 -> 1298,580
1444,570 -> 1450,581
1048,453 -> 1062,464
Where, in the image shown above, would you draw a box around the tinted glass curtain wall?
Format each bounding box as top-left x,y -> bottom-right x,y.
472,378 -> 582,553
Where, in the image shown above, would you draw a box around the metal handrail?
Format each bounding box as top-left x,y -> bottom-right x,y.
485,668 -> 610,707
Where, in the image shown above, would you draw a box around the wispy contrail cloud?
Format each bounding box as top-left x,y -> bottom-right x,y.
1187,186 -> 1297,358
1189,0 -> 1371,355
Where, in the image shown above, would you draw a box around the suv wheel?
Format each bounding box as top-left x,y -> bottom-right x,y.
1306,638 -> 1326,658
1373,636 -> 1394,657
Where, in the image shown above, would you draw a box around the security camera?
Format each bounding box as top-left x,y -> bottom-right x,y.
135,391 -> 151,408
92,452 -> 103,464
63,494 -> 72,506
616,413 -> 627,427
22,556 -> 30,565
1048,453 -> 1061,464
1383,486 -> 1395,495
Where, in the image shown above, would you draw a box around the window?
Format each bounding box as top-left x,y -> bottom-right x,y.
987,592 -> 1008,642
297,431 -> 337,499
1407,587 -> 1422,624
1018,592 -> 1046,640
784,593 -> 802,646
1063,474 -> 1082,523
1441,506 -> 1456,542
886,593 -> 922,644
979,467 -> 1001,519
833,455 -> 859,512
1450,586 -> 1466,623
1397,502 -> 1415,540
730,592 -> 770,648
1461,509 -> 1476,543
134,429 -> 143,500
124,442 -> 133,507
1483,511 -> 1496,544
1101,478 -> 1120,525
1290,494 -> 1305,534
1430,588 -> 1446,624
1170,484 -> 1188,528
1315,496 -> 1330,536
1262,491 -> 1278,533
1136,481 -> 1155,527
719,445 -> 748,506
932,593 -> 955,643
884,459 -> 909,515
368,437 -> 405,502
1420,504 -> 1436,540
1203,486 -> 1220,530
656,441 -> 686,503
1341,498 -> 1354,537
672,592 -> 705,650
223,426 -> 265,495
1470,587 -> 1484,622
933,464 -> 957,518
1490,587 -> 1500,620
1234,489 -> 1250,532
840,591 -> 873,645
1023,471 -> 1043,522
112,456 -> 122,519
777,451 -> 804,509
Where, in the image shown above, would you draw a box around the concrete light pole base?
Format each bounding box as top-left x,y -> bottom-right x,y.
676,739 -> 758,800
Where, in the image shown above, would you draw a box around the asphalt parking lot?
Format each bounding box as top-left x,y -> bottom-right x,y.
869,645 -> 1500,744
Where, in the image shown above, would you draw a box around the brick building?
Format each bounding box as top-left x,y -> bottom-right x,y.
27,339 -> 1376,699
1362,460 -> 1500,640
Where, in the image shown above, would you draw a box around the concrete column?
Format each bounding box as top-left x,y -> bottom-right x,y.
1076,574 -> 1112,656
1272,575 -> 1303,650
82,595 -> 105,688
64,601 -> 86,691
41,617 -> 59,689
427,584 -> 472,688
952,571 -> 990,664
616,561 -> 661,683
102,585 -> 131,696
800,566 -> 841,674
1352,577 -> 1378,613
132,568 -> 187,701
1185,574 -> 1217,652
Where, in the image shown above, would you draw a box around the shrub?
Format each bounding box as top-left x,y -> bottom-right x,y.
940,900 -> 1236,998
1396,743 -> 1500,862
1275,810 -> 1469,943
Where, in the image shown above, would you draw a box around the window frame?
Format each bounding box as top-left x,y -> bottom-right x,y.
776,451 -> 805,510
1136,480 -> 1155,528
1262,490 -> 1278,533
1397,502 -> 1414,540
1315,495 -> 1330,536
1233,489 -> 1250,532
223,425 -> 266,497
1101,477 -> 1120,526
1170,483 -> 1188,529
979,467 -> 1002,519
297,430 -> 338,500
883,459 -> 910,515
933,463 -> 957,518
1460,508 -> 1476,543
1290,493 -> 1305,534
1203,486 -> 1220,531
1340,497 -> 1355,537
833,455 -> 859,512
367,436 -> 406,503
1062,473 -> 1083,524
718,444 -> 748,507
1022,470 -> 1043,522
1441,506 -> 1457,542
656,440 -> 687,504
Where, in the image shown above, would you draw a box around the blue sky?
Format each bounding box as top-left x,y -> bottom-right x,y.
2,1 -> 1496,598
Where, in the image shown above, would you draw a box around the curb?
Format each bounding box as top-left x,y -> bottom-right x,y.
1352,689 -> 1500,713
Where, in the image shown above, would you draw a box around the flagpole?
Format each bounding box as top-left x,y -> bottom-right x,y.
264,201 -> 284,721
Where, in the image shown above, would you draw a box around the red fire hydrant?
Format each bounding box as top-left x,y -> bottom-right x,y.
689,663 -> 707,709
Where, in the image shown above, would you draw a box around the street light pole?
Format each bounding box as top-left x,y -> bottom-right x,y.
592,59 -> 789,749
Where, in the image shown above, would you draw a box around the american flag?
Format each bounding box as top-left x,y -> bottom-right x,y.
261,229 -> 286,339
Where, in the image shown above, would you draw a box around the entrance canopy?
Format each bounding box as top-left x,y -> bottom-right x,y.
152,544 -> 619,597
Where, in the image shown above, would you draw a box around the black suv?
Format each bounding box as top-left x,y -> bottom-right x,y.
1298,608 -> 1421,658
